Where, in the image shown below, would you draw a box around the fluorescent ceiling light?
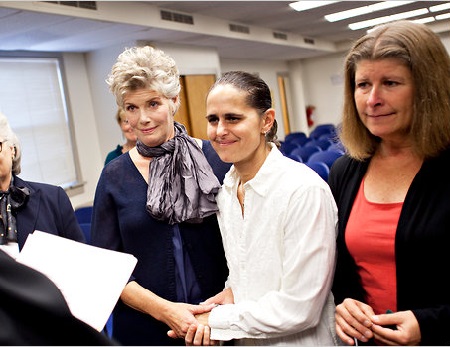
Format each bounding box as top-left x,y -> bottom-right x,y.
430,3 -> 450,12
435,13 -> 450,20
413,16 -> 435,24
289,1 -> 337,12
325,1 -> 414,22
349,8 -> 429,30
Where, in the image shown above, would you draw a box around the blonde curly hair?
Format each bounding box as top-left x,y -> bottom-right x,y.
106,46 -> 181,114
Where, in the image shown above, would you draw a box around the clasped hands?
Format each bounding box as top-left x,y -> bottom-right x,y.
167,288 -> 234,346
335,298 -> 421,346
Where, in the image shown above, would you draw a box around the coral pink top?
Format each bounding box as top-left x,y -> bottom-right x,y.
345,178 -> 401,314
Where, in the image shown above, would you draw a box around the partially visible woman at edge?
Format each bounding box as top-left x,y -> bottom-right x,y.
172,71 -> 338,346
90,45 -> 230,345
104,107 -> 137,166
0,111 -> 85,259
329,20 -> 450,346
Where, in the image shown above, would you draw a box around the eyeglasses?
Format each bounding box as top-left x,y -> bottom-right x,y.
0,140 -> 8,153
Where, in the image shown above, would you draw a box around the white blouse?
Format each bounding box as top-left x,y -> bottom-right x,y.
209,145 -> 338,345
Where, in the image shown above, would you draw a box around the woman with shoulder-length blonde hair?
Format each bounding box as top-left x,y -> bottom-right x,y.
330,20 -> 450,346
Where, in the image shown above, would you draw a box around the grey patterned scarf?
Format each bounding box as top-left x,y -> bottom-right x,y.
136,122 -> 220,225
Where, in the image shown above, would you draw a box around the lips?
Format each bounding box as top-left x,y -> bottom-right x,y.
140,126 -> 156,134
216,139 -> 235,146
367,112 -> 393,118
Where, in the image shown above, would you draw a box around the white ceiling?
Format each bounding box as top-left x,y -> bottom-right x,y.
0,1 -> 449,60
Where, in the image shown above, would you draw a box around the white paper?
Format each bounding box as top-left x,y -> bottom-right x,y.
16,230 -> 137,332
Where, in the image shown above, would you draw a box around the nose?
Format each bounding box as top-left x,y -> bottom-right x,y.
367,85 -> 383,107
138,109 -> 152,123
216,119 -> 228,136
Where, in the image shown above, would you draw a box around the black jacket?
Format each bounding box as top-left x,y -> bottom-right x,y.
0,249 -> 116,345
329,149 -> 450,346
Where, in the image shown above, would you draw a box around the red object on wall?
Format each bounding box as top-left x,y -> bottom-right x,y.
306,105 -> 315,127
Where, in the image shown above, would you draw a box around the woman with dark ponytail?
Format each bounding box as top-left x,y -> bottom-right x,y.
173,71 -> 339,346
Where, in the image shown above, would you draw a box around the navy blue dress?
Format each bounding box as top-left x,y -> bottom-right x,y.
91,140 -> 230,345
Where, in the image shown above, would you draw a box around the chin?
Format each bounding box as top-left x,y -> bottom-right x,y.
215,151 -> 234,164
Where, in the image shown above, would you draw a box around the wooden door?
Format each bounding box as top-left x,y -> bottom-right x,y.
175,74 -> 216,139
277,75 -> 291,135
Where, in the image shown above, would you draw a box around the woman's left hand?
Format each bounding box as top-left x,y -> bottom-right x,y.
167,305 -> 215,340
370,310 -> 421,346
185,322 -> 218,346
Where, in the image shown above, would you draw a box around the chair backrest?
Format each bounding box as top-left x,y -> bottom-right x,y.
79,223 -> 91,244
309,124 -> 336,140
280,141 -> 299,156
328,141 -> 345,154
74,206 -> 93,224
286,152 -> 303,162
290,145 -> 321,162
285,132 -> 308,146
307,149 -> 343,169
306,161 -> 330,181
304,139 -> 332,150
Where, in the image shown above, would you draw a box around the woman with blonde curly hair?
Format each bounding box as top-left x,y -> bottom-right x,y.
91,46 -> 230,345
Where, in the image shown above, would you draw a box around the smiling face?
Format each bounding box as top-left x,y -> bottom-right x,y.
354,58 -> 414,144
206,84 -> 273,167
123,89 -> 176,147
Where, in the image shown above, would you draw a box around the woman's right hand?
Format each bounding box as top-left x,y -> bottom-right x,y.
335,298 -> 375,345
161,301 -> 216,339
202,287 -> 234,305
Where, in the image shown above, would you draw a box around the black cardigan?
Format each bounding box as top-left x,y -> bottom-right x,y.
328,149 -> 450,345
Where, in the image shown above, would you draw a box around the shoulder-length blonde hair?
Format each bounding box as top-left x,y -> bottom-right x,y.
339,20 -> 450,160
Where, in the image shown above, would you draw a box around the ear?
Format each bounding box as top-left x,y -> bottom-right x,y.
171,96 -> 179,116
262,109 -> 275,134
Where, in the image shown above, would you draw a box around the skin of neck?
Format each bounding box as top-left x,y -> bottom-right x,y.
235,140 -> 271,185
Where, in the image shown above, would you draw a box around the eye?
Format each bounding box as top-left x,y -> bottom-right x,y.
384,80 -> 399,87
149,100 -> 159,108
355,81 -> 369,89
125,105 -> 136,112
206,115 -> 219,124
225,115 -> 241,122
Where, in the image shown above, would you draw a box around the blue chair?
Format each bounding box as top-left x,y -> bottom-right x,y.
309,124 -> 336,140
307,149 -> 343,169
104,314 -> 113,338
306,161 -> 330,181
286,153 -> 303,162
304,139 -> 332,150
318,133 -> 338,142
74,206 -> 93,224
290,145 -> 321,162
285,132 -> 308,146
280,141 -> 299,155
328,141 -> 345,154
79,223 -> 91,244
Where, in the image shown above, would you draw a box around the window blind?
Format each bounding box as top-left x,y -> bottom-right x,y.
0,56 -> 79,188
